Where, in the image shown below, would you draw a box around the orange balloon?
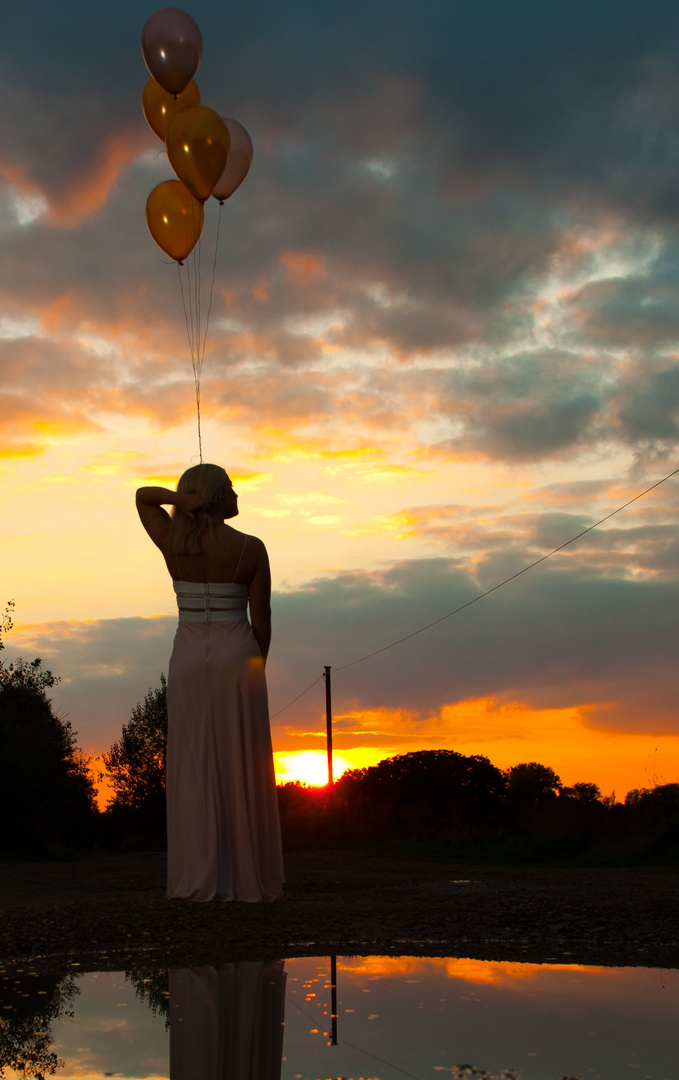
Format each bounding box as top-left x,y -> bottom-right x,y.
142,76 -> 200,141
166,106 -> 230,203
145,179 -> 204,263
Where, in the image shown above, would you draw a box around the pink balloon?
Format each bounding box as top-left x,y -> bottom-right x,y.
141,7 -> 202,96
211,119 -> 254,202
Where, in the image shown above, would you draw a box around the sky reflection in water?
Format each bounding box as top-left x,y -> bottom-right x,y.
1,957 -> 678,1080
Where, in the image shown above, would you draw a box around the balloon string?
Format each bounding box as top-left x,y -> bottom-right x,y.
201,200 -> 222,358
177,261 -> 194,360
177,196 -> 224,465
194,225 -> 201,374
192,236 -> 203,463
195,380 -> 203,463
195,230 -> 203,461
184,249 -> 196,357
177,255 -> 203,464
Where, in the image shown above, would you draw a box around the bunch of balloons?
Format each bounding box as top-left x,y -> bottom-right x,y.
142,6 -> 254,263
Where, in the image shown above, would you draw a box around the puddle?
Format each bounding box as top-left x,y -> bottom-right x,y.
1,956 -> 677,1079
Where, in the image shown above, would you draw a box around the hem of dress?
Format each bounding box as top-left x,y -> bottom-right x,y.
166,890 -> 283,903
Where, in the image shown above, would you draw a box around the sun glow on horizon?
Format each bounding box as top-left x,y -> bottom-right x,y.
274,749 -> 352,786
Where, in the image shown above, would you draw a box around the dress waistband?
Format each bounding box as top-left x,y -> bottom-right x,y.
173,582 -> 249,623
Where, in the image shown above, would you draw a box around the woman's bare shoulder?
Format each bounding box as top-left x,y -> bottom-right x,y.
210,526 -> 268,561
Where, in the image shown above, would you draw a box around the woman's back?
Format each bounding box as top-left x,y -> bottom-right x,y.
165,525 -> 258,584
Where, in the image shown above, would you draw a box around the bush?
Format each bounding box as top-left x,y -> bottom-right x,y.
0,657 -> 96,855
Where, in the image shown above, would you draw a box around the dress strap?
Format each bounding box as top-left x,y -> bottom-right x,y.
232,536 -> 248,582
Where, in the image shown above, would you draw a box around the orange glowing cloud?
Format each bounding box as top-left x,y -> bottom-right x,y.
275,694 -> 679,799
40,293 -> 74,334
2,133 -> 145,230
50,133 -> 146,228
0,393 -> 98,458
252,278 -> 271,302
0,160 -> 47,221
279,250 -> 327,285
338,956 -> 607,988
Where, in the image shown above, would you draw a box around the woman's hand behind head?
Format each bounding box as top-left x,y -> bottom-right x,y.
175,492 -> 210,520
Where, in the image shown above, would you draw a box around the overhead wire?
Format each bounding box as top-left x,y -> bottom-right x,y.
269,674 -> 324,720
269,462 -> 679,716
286,991 -> 426,1080
333,461 -> 679,672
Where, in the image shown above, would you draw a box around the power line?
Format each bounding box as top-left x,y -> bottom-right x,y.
269,674 -> 324,720
286,992 -> 426,1080
333,462 -> 679,673
270,463 -> 679,717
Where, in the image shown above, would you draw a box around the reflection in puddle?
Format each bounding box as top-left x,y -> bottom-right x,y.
170,963 -> 285,1079
1,956 -> 678,1079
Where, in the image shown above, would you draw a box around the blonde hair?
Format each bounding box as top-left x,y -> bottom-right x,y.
165,463 -> 231,557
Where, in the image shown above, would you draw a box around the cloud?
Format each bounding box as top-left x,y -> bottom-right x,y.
267,558 -> 679,733
279,250 -> 327,284
5,2 -> 679,466
2,0 -> 679,802
8,616 -> 175,752
9,546 -> 679,762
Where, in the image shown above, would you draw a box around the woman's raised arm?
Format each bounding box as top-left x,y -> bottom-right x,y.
136,487 -> 208,549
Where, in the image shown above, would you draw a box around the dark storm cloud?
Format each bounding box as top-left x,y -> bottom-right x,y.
14,553 -> 679,754
272,557 -> 679,736
614,362 -> 679,446
6,0 -> 679,203
4,0 -> 679,462
566,276 -> 679,348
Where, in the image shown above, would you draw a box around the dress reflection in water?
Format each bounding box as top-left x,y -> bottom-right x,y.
135,465 -> 284,903
169,962 -> 286,1080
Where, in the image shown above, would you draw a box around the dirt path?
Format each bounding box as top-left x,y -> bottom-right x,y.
1,851 -> 678,971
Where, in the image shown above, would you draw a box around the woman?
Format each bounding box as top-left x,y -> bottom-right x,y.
136,464 -> 284,902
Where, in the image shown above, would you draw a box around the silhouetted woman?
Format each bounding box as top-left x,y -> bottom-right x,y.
136,464 -> 284,901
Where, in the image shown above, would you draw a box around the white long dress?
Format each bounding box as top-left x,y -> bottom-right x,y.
165,579 -> 284,901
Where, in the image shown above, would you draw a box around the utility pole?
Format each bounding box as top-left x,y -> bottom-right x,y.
324,665 -> 333,787
330,953 -> 338,1045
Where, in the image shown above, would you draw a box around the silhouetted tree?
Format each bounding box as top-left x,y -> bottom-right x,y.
504,762 -> 562,811
126,967 -> 170,1028
339,750 -> 506,831
0,654 -> 96,854
561,781 -> 603,803
0,599 -> 14,649
625,783 -> 679,818
101,676 -> 167,843
0,967 -> 79,1079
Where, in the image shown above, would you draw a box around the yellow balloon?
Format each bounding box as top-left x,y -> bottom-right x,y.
166,106 -> 230,203
142,77 -> 201,142
145,180 -> 204,263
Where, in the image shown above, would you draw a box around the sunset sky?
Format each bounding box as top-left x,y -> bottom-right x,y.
2,0 -> 679,799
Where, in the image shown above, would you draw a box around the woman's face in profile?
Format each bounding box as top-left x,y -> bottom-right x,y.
218,478 -> 239,519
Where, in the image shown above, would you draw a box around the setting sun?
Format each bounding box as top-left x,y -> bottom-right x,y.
275,751 -> 352,786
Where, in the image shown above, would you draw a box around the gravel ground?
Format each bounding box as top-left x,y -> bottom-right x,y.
1,850 -> 678,972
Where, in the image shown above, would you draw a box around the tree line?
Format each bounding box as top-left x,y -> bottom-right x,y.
0,603 -> 96,855
2,611 -> 678,865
